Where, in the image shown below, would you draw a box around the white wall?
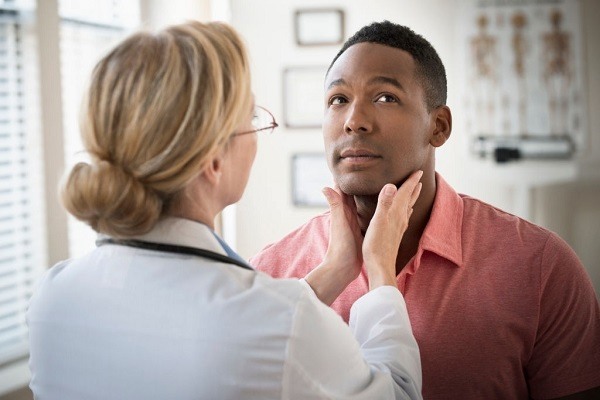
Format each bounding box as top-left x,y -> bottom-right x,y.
140,0 -> 211,27
230,0 -> 600,296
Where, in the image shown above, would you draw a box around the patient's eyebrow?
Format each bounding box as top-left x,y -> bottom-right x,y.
326,76 -> 407,93
326,78 -> 346,90
369,76 -> 406,92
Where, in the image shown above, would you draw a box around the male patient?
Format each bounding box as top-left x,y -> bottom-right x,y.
251,21 -> 600,399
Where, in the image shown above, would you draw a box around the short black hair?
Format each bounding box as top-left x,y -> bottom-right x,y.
328,20 -> 447,111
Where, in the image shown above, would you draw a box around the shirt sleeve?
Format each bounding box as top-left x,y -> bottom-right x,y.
282,284 -> 422,400
526,233 -> 600,399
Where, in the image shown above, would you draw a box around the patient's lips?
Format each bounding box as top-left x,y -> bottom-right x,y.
339,148 -> 381,165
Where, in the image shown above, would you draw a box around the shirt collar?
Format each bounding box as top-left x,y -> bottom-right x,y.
416,173 -> 464,268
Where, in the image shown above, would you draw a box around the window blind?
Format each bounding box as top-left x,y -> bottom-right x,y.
0,0 -> 140,372
0,1 -> 46,366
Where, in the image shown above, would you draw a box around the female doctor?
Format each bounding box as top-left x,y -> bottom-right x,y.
27,21 -> 423,399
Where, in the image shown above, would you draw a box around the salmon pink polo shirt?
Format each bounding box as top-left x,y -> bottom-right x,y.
251,173 -> 600,400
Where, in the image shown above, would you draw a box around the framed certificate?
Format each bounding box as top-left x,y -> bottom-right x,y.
294,9 -> 345,46
291,153 -> 333,207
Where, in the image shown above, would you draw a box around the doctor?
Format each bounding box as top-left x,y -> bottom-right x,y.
27,21 -> 423,399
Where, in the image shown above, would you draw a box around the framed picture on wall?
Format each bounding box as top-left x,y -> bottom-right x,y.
294,9 -> 345,46
283,66 -> 328,129
291,153 -> 333,207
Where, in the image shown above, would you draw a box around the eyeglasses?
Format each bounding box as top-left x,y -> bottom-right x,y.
232,106 -> 278,137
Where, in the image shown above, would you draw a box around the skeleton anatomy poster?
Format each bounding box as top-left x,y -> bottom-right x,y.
460,0 -> 586,155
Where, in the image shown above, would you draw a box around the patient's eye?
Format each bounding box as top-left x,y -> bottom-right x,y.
375,94 -> 397,103
329,95 -> 348,106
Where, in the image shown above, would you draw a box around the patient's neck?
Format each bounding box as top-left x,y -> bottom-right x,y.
353,172 -> 437,273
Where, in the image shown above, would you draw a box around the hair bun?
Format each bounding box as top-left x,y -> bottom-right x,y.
61,160 -> 163,237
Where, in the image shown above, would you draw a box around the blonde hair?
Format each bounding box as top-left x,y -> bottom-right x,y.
61,21 -> 252,237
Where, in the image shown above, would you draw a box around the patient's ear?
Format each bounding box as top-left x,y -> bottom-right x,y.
430,105 -> 452,148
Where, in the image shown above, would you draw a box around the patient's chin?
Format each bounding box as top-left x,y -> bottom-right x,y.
337,179 -> 382,197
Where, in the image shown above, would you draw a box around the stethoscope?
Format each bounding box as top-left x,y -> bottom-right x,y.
96,238 -> 254,271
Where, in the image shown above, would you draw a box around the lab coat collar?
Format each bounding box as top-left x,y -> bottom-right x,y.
126,217 -> 228,257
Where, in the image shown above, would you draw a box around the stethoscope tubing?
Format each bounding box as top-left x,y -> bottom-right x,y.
96,238 -> 254,271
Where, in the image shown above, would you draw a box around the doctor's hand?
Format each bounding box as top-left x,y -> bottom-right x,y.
363,170 -> 423,290
304,185 -> 363,306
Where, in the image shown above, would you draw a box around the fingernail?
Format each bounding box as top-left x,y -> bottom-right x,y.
384,184 -> 396,195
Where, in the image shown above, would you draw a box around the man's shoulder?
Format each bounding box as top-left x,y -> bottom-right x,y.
258,211 -> 330,252
433,174 -> 553,251
460,193 -> 550,238
250,212 -> 330,279
457,193 -> 581,266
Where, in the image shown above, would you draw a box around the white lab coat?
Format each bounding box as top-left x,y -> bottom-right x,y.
27,217 -> 421,399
